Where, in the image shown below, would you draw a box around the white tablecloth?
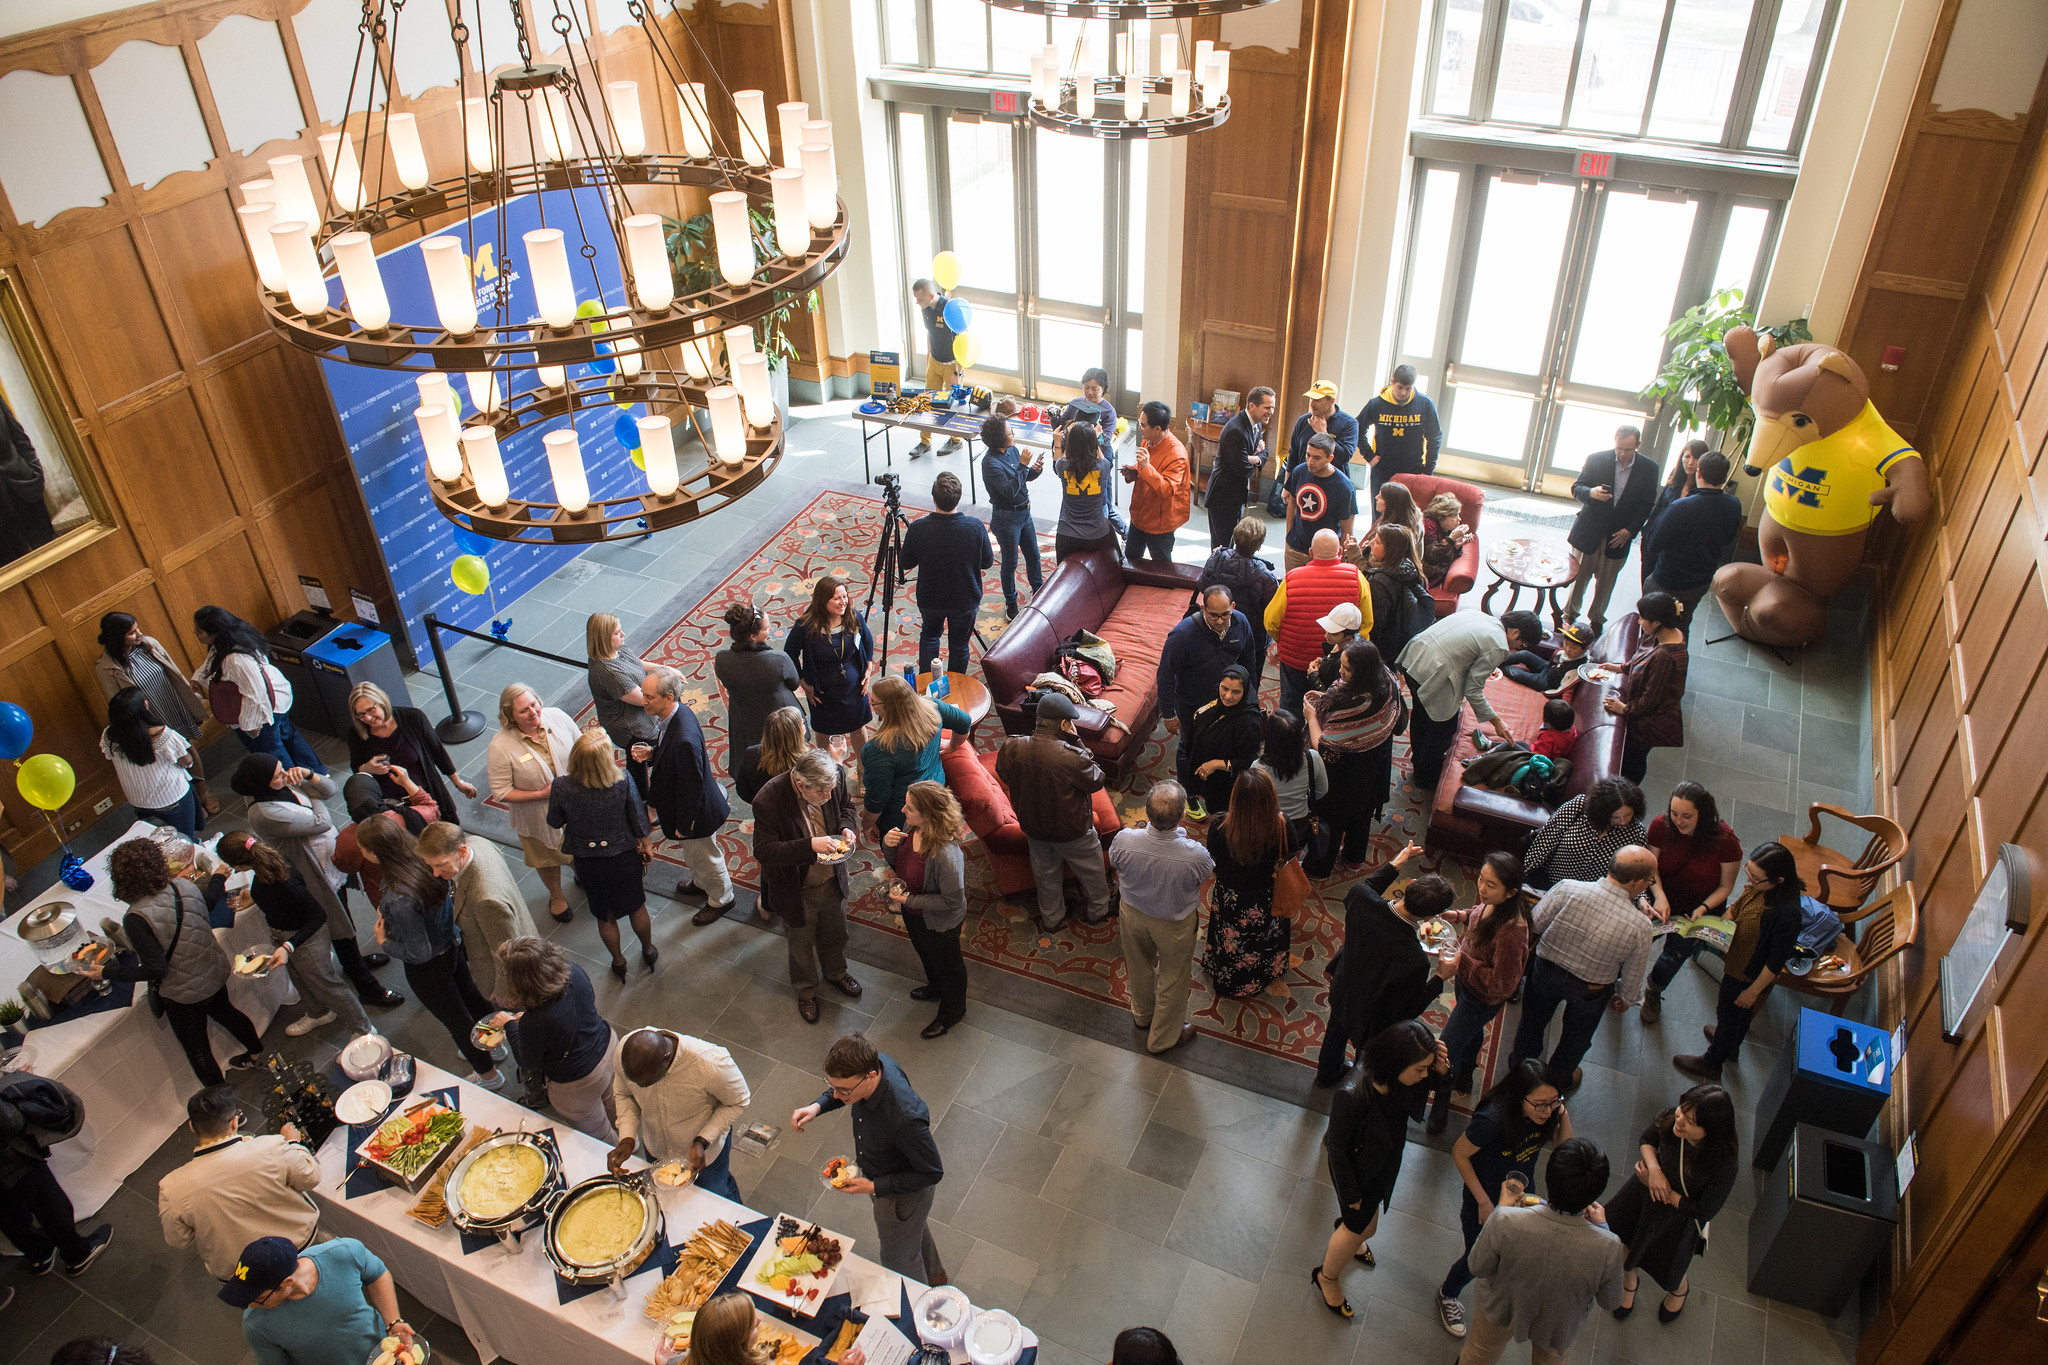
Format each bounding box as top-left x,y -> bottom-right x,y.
313,1063 -> 1036,1365
1,822 -> 296,1217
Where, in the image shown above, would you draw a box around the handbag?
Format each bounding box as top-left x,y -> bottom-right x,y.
207,657 -> 278,728
1273,854 -> 1312,920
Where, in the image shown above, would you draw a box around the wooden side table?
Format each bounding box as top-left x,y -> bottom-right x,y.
1480,533 -> 1577,628
915,672 -> 989,748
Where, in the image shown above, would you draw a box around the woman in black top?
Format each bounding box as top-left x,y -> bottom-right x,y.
1605,1083 -> 1739,1322
1434,1059 -> 1573,1337
783,574 -> 876,747
547,729 -> 655,980
487,936 -> 620,1142
715,603 -> 801,773
213,831 -> 371,1039
345,681 -> 475,822
1675,841 -> 1806,1081
1315,1020 -> 1447,1318
1187,665 -> 1263,817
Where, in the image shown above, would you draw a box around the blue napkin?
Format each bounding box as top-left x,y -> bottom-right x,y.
24,978 -> 135,1030
553,1222 -> 681,1305
342,1086 -> 460,1200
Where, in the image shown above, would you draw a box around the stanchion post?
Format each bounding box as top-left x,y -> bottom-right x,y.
423,612 -> 487,743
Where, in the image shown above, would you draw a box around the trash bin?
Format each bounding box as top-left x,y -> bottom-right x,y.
303,624 -> 412,743
1753,1008 -> 1892,1170
1747,1123 -> 1899,1316
266,610 -> 344,737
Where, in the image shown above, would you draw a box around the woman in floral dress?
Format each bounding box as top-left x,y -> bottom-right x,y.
1202,767 -> 1292,997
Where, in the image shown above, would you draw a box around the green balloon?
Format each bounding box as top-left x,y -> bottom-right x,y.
451,554 -> 491,595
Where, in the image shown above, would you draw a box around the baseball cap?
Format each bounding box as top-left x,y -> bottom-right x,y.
1035,692 -> 1080,721
1559,621 -> 1595,648
1316,602 -> 1363,633
220,1236 -> 299,1307
1303,380 -> 1338,400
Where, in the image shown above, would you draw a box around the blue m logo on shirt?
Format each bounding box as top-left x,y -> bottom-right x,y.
1771,459 -> 1830,509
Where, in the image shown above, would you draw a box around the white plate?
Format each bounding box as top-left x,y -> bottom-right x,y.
337,1079 -> 394,1125
737,1212 -> 856,1317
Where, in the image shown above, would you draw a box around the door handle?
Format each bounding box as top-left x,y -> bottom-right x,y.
1445,362 -> 1457,386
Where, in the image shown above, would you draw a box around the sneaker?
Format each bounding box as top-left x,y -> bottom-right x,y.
1437,1294 -> 1467,1338
1185,798 -> 1208,822
939,437 -> 964,453
285,1010 -> 337,1037
908,441 -> 931,459
24,1251 -> 54,1276
467,1068 -> 506,1091
227,1052 -> 264,1073
62,1225 -> 113,1277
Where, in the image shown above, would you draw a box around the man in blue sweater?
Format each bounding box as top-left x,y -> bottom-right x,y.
980,415 -> 1045,619
900,471 -> 993,675
1157,586 -> 1255,788
1359,364 -> 1443,495
1641,450 -> 1744,638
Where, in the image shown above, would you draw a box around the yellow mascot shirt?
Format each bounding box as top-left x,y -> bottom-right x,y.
1762,401 -> 1920,536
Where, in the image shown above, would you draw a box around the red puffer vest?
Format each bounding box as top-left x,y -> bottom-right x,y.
1274,558 -> 1366,670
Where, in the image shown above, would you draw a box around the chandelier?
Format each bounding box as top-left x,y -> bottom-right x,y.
237,0 -> 849,545
1024,26 -> 1233,140
987,2 -> 1275,16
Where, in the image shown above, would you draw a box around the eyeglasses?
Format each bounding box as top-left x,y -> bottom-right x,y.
1526,1096 -> 1563,1112
825,1076 -> 869,1097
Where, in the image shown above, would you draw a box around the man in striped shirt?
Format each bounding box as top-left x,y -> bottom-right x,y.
1507,848 -> 1658,1091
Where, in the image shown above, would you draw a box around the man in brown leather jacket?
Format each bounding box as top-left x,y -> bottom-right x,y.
995,693 -> 1109,931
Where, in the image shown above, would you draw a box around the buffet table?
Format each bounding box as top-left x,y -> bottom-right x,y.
314,1062 -> 1039,1365
1,822 -> 296,1217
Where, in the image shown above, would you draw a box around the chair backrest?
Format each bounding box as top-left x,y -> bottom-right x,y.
1806,803 -> 1908,904
1853,883 -> 1918,968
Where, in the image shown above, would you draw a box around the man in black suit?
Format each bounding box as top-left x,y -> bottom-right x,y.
1205,386 -> 1277,549
632,665 -> 735,925
1563,426 -> 1661,634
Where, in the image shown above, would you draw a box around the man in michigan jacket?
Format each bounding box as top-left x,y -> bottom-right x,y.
1358,364 -> 1443,494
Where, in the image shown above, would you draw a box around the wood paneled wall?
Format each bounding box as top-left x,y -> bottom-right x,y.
1175,1 -> 1353,437
1858,36 -> 2048,1365
0,0 -> 790,871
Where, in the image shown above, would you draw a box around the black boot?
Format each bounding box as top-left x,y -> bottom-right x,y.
334,937 -> 405,1007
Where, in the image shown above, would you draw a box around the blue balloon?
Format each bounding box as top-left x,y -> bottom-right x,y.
0,701 -> 31,760
613,411 -> 640,450
588,340 -> 617,376
942,298 -> 973,334
453,528 -> 494,557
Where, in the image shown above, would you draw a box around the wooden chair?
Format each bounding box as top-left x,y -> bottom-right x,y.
1777,883 -> 1918,1015
1779,803 -> 1907,913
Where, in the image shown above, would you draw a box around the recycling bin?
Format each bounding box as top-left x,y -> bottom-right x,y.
1753,1008 -> 1892,1170
266,610 -> 344,737
303,623 -> 412,742
1747,1123 -> 1899,1316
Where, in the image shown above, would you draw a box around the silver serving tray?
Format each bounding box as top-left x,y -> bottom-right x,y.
542,1173 -> 664,1283
445,1130 -> 563,1233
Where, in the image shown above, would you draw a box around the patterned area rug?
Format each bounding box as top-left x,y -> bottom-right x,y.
533,484 -> 1504,1105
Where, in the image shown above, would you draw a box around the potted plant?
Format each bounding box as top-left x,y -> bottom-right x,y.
0,997 -> 25,1039
1640,286 -> 1812,466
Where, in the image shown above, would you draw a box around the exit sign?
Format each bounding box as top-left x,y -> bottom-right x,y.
1577,150 -> 1614,179
991,90 -> 1018,114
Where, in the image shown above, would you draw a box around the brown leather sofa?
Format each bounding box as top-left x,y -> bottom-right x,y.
980,549 -> 1203,782
1427,614 -> 1643,858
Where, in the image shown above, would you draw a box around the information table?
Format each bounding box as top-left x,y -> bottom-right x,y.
853,402 -> 1130,512
314,1062 -> 1039,1365
1,821 -> 296,1217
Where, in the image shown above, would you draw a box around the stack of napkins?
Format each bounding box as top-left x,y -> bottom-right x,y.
840,1258 -> 902,1318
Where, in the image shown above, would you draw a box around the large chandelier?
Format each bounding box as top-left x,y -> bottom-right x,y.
239,0 -> 848,544
987,2 -> 1275,15
1027,28 -> 1232,139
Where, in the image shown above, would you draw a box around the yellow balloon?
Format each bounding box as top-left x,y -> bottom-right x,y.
631,446 -> 645,470
931,250 -> 961,292
17,753 -> 75,811
451,554 -> 491,595
953,332 -> 982,368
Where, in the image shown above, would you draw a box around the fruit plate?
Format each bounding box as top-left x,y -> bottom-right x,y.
736,1212 -> 855,1317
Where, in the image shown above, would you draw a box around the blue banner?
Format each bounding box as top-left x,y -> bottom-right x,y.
317,190 -> 654,663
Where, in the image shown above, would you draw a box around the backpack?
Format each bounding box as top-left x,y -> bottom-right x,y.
206,656 -> 278,728
1374,571 -> 1436,665
0,1071 -> 85,1156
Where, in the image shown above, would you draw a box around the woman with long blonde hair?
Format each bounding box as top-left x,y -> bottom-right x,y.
484,682 -> 580,923
684,1294 -> 778,1365
546,729 -> 655,980
883,780 -> 970,1038
859,675 -> 971,835
737,705 -> 808,806
585,611 -> 658,798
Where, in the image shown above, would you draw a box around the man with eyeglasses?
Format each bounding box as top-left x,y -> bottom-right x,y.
792,1032 -> 946,1285
750,748 -> 862,1024
1156,585 -> 1255,790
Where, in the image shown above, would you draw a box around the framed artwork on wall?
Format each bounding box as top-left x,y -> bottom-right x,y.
0,267 -> 116,590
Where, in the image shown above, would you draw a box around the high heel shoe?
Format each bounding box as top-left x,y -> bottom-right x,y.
1309,1266 -> 1352,1320
1613,1275 -> 1638,1320
609,959 -> 628,983
642,945 -> 660,971
1658,1288 -> 1689,1323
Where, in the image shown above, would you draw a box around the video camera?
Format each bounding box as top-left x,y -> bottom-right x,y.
874,471 -> 903,502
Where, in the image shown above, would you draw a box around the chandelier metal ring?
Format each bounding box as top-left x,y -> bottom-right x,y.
1029,76 -> 1231,139
985,1 -> 1276,17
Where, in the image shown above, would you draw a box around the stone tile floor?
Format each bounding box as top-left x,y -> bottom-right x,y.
6,408 -> 1872,1365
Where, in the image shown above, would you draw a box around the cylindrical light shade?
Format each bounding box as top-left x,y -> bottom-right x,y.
460,425 -> 509,507
415,404 -> 462,482
733,90 -> 770,166
524,228 -> 575,329
680,330 -> 711,380
623,214 -> 672,312
316,131 -> 364,213
799,120 -> 834,180
266,155 -> 319,234
636,415 -> 678,496
387,113 -> 430,190
464,97 -> 495,173
615,335 -> 643,377
1115,33 -> 1129,77
1211,50 -> 1231,103
416,373 -> 461,436
776,101 -> 808,170
708,385 -> 746,463
1076,66 -> 1095,117
464,369 -> 499,414
1124,69 -> 1143,118
331,231 -> 390,330
270,224 -> 326,317
237,202 -> 286,292
722,324 -> 754,373
1041,45 -> 1059,104
800,144 -> 835,229
607,81 -> 645,156
710,191 -> 755,287
1171,68 -> 1191,118
736,352 -> 773,429
240,177 -> 275,207
1159,33 -> 1178,78
677,83 -> 711,157
1027,54 -> 1044,107
422,237 -> 477,335
1079,35 -> 1095,76
1195,40 -> 1214,78
537,87 -> 577,162
769,168 -> 808,256
537,363 -> 566,390
543,429 -> 589,513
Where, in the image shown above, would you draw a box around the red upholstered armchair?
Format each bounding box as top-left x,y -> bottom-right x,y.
1389,471 -> 1484,617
